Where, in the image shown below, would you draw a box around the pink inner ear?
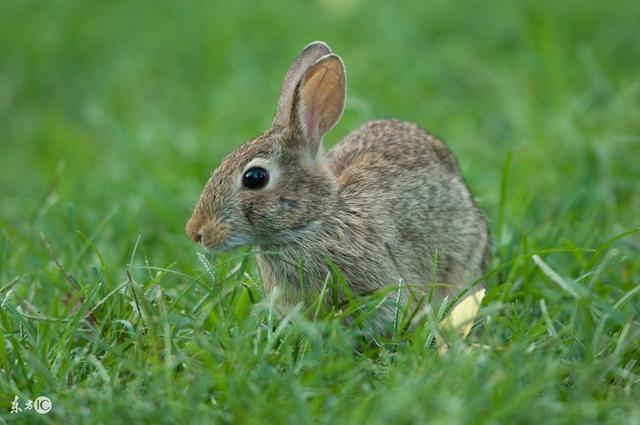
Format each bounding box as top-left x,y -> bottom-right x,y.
300,68 -> 326,141
298,58 -> 345,144
303,104 -> 318,141
299,100 -> 313,141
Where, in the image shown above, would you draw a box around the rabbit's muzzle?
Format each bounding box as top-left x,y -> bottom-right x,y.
185,212 -> 205,243
186,212 -> 249,251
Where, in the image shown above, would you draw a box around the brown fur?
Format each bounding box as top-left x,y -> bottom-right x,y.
186,42 -> 491,331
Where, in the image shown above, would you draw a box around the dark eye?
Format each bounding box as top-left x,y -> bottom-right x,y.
242,167 -> 270,189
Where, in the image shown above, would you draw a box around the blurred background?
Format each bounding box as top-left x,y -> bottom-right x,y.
1,0 -> 639,274
1,1 -> 639,421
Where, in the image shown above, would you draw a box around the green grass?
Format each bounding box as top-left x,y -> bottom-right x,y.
1,0 -> 639,423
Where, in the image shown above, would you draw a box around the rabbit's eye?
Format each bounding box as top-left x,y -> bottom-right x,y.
242,167 -> 270,189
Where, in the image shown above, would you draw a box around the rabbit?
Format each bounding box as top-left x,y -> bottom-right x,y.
186,41 -> 491,330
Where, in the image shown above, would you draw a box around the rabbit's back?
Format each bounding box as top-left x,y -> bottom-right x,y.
327,119 -> 490,297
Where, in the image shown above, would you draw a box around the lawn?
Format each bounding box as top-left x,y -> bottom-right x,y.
1,0 -> 639,423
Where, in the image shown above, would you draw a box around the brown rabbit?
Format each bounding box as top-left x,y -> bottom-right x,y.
186,41 -> 490,329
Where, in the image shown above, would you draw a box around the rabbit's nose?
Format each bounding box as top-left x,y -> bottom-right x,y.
185,216 -> 204,243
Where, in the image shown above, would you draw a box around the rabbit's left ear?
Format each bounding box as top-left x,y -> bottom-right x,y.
293,54 -> 346,155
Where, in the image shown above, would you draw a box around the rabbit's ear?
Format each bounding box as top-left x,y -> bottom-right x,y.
273,41 -> 332,128
293,54 -> 346,154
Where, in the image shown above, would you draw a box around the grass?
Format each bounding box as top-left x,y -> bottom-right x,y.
1,0 -> 639,423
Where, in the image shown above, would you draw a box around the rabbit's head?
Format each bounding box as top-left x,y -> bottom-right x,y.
186,42 -> 346,250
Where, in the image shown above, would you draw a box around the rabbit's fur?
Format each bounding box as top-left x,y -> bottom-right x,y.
186,41 -> 490,328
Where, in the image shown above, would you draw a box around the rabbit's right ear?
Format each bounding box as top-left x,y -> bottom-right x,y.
292,54 -> 346,155
273,41 -> 332,128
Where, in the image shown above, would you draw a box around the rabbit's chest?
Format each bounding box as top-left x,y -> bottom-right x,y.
255,235 -> 400,306
256,250 -> 331,304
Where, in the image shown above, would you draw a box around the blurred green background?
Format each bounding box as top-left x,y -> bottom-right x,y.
2,0 -> 638,252
1,0 -> 639,423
